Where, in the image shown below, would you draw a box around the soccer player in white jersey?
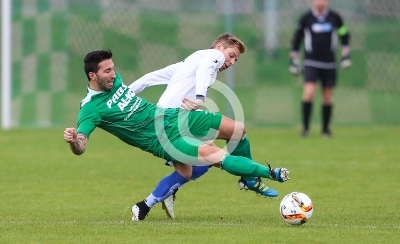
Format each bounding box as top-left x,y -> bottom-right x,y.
129,33 -> 279,220
63,49 -> 290,221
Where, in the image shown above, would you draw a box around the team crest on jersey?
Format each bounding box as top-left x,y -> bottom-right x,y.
311,22 -> 332,33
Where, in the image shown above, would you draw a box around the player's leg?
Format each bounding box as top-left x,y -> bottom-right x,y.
301,66 -> 318,137
161,162 -> 210,219
161,139 -> 218,218
158,137 -> 289,181
132,164 -> 189,221
132,136 -> 214,221
217,116 -> 278,197
320,68 -> 337,137
147,163 -> 191,205
187,111 -> 279,197
132,137 -> 289,221
168,136 -> 289,182
196,144 -> 289,182
133,161 -> 211,221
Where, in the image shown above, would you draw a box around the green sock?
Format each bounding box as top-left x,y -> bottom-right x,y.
226,135 -> 254,181
226,135 -> 252,159
220,155 -> 272,179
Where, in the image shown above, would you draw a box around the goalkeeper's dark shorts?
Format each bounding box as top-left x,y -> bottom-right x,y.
304,66 -> 337,88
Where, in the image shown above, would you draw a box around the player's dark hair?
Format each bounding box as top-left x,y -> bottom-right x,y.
210,33 -> 246,54
83,49 -> 113,81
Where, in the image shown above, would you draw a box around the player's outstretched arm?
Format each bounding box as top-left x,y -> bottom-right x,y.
128,62 -> 180,94
63,128 -> 87,155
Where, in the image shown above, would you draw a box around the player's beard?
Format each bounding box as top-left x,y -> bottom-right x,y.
96,77 -> 113,91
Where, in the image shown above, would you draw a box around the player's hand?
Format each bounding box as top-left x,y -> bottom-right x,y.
340,54 -> 351,69
181,98 -> 204,110
64,128 -> 77,143
289,58 -> 302,76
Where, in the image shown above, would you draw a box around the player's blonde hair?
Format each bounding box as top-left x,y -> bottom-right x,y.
211,33 -> 246,54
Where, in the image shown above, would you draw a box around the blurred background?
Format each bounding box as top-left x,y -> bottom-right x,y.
1,0 -> 400,129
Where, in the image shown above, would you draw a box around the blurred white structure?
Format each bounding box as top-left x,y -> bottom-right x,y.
2,0 -> 12,130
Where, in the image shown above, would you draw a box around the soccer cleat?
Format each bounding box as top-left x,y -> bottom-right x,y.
321,129 -> 332,138
301,129 -> 309,138
268,164 -> 290,182
238,177 -> 278,198
161,189 -> 178,219
131,200 -> 150,221
161,195 -> 175,219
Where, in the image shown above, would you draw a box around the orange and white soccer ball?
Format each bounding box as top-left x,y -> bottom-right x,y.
279,192 -> 313,225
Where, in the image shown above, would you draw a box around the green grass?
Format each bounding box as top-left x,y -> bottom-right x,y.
1,126 -> 399,243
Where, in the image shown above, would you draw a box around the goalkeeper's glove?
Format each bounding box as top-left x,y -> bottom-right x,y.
340,53 -> 351,69
289,58 -> 302,76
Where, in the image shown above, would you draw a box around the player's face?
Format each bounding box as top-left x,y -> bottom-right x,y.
89,59 -> 116,91
216,44 -> 241,72
312,0 -> 329,12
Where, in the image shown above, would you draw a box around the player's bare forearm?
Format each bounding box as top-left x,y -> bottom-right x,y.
63,127 -> 87,155
69,134 -> 87,155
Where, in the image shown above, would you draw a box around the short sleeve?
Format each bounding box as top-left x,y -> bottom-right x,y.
77,102 -> 101,138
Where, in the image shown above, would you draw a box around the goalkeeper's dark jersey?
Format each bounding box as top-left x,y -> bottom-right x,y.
291,9 -> 350,69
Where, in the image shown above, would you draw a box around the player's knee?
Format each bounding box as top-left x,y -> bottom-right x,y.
232,121 -> 245,140
173,162 -> 192,180
198,144 -> 226,165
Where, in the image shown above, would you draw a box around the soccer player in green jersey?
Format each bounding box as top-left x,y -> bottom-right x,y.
63,49 -> 290,221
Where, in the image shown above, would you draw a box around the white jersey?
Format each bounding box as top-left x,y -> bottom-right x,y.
129,49 -> 225,108
128,62 -> 181,94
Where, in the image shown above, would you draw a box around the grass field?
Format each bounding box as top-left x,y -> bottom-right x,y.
1,126 -> 399,243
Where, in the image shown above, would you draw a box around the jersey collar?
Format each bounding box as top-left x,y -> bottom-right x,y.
87,85 -> 105,95
311,7 -> 329,19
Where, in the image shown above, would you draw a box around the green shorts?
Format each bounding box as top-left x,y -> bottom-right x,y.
152,109 -> 222,165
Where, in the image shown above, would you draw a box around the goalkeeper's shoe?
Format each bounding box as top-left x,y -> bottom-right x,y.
321,128 -> 332,138
161,191 -> 177,219
131,200 -> 150,221
268,164 -> 290,182
238,177 -> 278,198
301,129 -> 310,138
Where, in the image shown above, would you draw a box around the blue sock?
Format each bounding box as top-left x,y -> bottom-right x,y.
191,166 -> 210,180
145,171 -> 188,207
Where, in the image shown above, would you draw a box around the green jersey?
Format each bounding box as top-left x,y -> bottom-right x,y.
76,73 -> 222,164
77,73 -> 178,153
